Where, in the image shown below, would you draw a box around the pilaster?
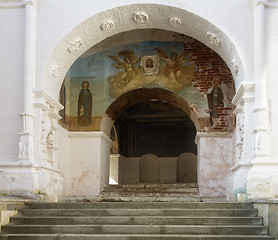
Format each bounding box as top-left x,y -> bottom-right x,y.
252,0 -> 269,158
246,0 -> 278,200
228,82 -> 255,200
18,0 -> 39,165
32,90 -> 64,200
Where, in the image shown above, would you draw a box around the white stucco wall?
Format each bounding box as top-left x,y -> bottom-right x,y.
197,133 -> 234,198
67,132 -> 111,196
0,7 -> 24,163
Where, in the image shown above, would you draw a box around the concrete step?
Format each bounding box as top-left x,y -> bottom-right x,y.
17,208 -> 259,217
69,195 -> 203,202
102,184 -> 199,194
103,185 -> 199,193
101,192 -> 198,197
1,224 -> 269,235
10,216 -> 263,225
0,234 -> 274,240
104,183 -> 198,189
25,202 -> 254,209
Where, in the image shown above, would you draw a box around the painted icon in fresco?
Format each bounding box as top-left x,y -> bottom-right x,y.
207,80 -> 224,125
109,50 -> 141,88
78,81 -> 92,126
154,48 -> 189,83
140,55 -> 160,76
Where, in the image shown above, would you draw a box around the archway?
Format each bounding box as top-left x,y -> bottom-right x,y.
103,88 -> 198,185
41,4 -> 243,100
42,4 -> 239,199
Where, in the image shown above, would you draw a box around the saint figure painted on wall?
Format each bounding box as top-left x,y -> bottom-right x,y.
78,81 -> 92,126
207,80 -> 224,125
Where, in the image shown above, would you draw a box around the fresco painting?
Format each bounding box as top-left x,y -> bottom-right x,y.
108,46 -> 196,98
60,38 -> 234,132
207,80 -> 224,125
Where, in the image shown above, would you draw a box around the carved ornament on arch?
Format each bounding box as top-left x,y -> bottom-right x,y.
206,32 -> 220,47
231,59 -> 239,75
169,17 -> 182,27
51,66 -> 61,78
101,20 -> 114,31
67,39 -> 83,53
133,12 -> 149,24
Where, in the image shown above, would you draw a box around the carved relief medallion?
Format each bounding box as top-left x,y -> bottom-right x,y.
101,20 -> 114,31
169,17 -> 182,26
133,12 -> 148,24
67,39 -> 83,53
206,32 -> 220,46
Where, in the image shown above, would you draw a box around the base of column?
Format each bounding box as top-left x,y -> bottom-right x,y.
0,161 -> 64,202
247,158 -> 278,200
227,162 -> 251,201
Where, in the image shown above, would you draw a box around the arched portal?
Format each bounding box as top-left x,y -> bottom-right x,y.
35,4 -> 240,200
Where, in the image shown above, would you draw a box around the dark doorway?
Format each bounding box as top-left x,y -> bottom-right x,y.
114,100 -> 197,158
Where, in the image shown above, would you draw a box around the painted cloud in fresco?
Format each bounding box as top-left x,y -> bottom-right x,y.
108,44 -> 196,98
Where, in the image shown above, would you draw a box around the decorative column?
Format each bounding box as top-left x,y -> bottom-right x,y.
253,0 -> 269,157
18,0 -> 39,164
230,83 -> 255,201
246,0 -> 278,200
33,90 -> 64,201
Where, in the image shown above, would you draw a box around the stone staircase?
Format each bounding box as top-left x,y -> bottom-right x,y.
0,202 -> 25,231
0,201 -> 274,239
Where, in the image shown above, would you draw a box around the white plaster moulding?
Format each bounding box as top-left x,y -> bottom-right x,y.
231,161 -> 252,172
250,158 -> 278,166
68,131 -> 112,143
35,164 -> 61,173
266,2 -> 278,7
253,0 -> 278,7
0,0 -> 23,9
0,0 -> 41,9
22,0 -> 39,8
232,82 -> 255,106
0,161 -> 32,168
33,89 -> 63,111
0,161 -> 61,173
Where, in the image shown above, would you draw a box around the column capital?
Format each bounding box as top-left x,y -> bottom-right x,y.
21,0 -> 39,8
253,0 -> 268,7
232,82 -> 255,106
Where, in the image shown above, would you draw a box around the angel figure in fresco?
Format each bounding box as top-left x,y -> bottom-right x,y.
154,48 -> 189,82
109,50 -> 141,88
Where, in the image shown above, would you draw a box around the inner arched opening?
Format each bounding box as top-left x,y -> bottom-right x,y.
109,99 -> 197,185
